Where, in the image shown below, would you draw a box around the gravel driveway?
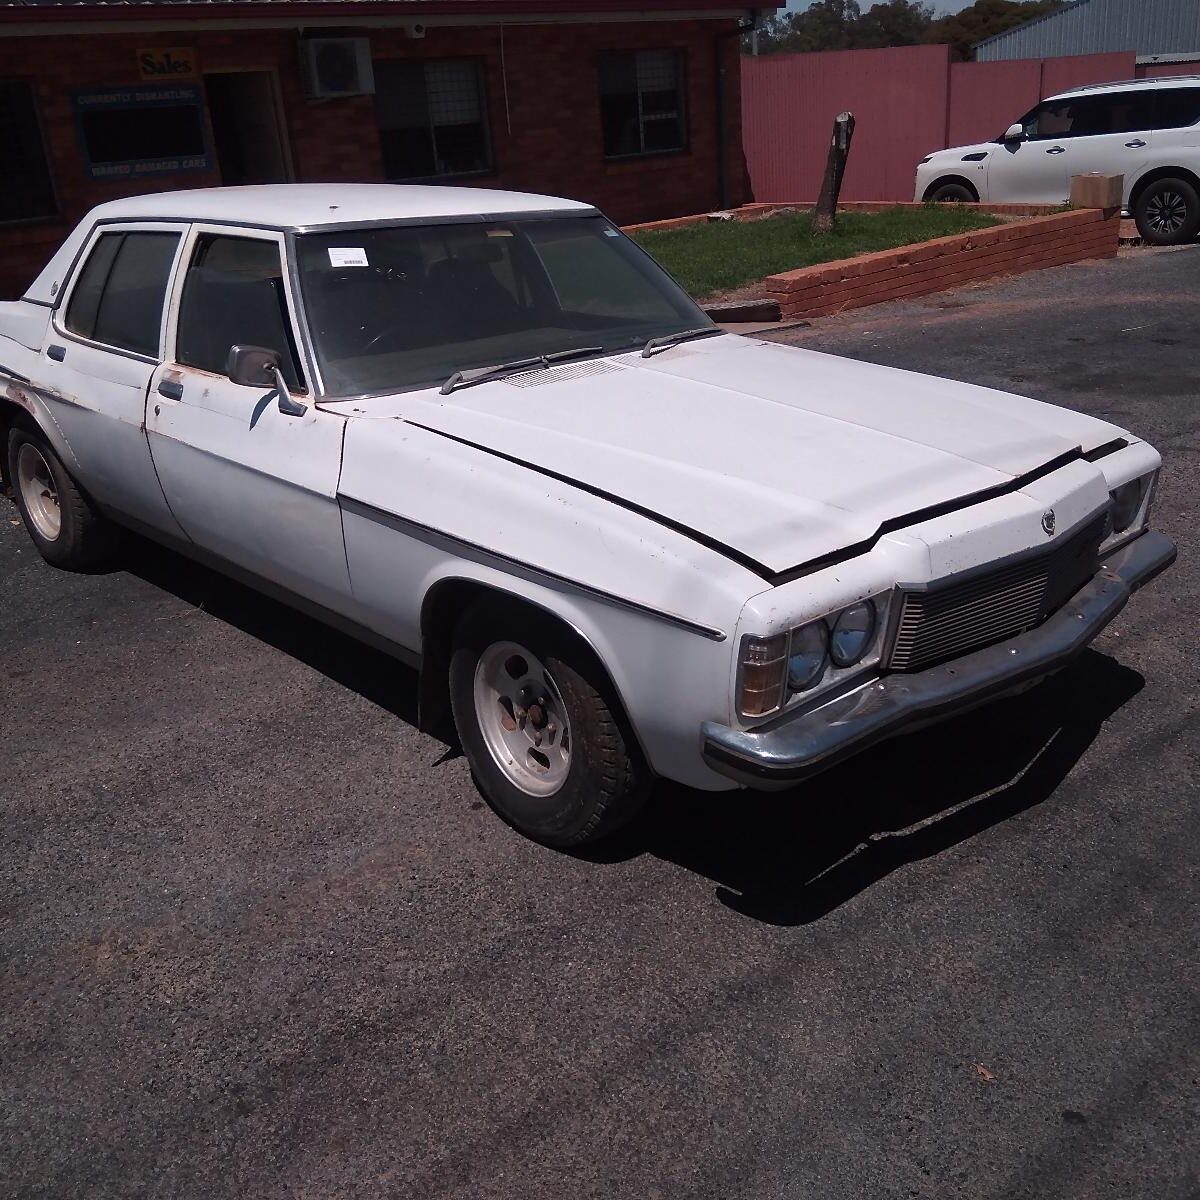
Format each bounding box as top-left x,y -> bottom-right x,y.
2,245 -> 1197,1200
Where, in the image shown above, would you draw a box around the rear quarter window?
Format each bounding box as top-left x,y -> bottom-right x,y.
1155,88 -> 1200,130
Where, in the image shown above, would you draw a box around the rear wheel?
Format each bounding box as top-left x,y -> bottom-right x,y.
449,601 -> 650,848
6,419 -> 116,570
1134,177 -> 1200,245
927,181 -> 976,204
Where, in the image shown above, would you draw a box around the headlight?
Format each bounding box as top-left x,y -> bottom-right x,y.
737,597 -> 888,720
1110,476 -> 1148,533
830,600 -> 877,668
787,621 -> 828,693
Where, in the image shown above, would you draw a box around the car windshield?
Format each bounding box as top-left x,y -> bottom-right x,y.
295,215 -> 711,395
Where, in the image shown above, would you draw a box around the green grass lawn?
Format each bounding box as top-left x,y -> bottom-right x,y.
631,205 -> 1003,300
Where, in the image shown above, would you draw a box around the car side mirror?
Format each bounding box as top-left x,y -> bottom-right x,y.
225,344 -> 307,416
1002,122 -> 1026,142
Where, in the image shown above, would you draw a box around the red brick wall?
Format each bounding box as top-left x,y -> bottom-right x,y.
0,18 -> 748,298
762,207 -> 1121,320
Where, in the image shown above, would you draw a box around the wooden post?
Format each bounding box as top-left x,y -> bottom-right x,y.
813,111 -> 855,234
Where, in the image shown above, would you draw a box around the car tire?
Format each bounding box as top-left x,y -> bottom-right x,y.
6,418 -> 117,570
1133,177 -> 1200,245
449,600 -> 650,848
927,181 -> 977,204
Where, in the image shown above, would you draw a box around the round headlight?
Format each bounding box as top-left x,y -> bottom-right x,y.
830,600 -> 877,668
1110,478 -> 1146,533
787,621 -> 828,693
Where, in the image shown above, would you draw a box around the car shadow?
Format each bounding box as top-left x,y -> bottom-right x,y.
117,534 -> 1142,926
583,651 -> 1143,926
120,534 -> 426,730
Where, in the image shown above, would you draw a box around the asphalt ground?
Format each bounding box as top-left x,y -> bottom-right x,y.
2,245 -> 1197,1199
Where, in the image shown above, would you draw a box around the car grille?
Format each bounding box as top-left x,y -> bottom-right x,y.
886,515 -> 1106,673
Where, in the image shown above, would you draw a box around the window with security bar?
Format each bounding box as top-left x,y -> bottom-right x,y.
599,50 -> 687,159
0,81 -> 57,223
374,59 -> 492,180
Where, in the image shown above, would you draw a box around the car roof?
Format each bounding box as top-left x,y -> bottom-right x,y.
80,183 -> 595,230
1047,76 -> 1200,103
23,183 -> 597,305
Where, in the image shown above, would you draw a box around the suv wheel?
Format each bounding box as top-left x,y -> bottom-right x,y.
927,181 -> 976,204
1134,177 -> 1200,245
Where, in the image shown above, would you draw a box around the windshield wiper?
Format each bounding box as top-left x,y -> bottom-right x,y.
641,326 -> 723,358
440,345 -> 604,395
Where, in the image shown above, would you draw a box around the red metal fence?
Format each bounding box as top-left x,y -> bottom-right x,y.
743,47 -> 1144,202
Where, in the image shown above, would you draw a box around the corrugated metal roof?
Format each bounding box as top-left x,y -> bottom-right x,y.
976,0 -> 1200,62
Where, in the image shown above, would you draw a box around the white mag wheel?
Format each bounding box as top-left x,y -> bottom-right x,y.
16,440 -> 62,541
472,640 -> 573,797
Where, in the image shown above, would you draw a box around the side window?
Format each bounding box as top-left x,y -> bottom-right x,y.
1155,88 -> 1200,130
65,231 -> 180,357
175,234 -> 304,390
599,50 -> 687,158
1106,91 -> 1156,134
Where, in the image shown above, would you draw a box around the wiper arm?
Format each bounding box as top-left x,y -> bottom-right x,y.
440,345 -> 603,395
641,326 -> 723,358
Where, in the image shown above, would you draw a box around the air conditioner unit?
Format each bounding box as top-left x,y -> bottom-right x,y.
300,38 -> 375,99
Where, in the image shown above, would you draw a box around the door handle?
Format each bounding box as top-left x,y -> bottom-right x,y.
1125,139 -> 1147,148
1045,146 -> 1066,155
157,379 -> 184,401
47,344 -> 66,362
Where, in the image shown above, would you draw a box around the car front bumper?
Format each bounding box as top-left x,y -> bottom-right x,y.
700,532 -> 1177,790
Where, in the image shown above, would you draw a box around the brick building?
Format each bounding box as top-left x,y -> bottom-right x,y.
0,0 -> 762,298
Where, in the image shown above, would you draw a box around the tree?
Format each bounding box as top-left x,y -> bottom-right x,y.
748,1 -> 936,55
925,0 -> 1066,61
855,1 -> 935,49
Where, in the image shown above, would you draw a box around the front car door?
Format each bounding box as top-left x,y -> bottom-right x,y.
986,98 -> 1075,204
146,225 -> 352,612
38,222 -> 190,537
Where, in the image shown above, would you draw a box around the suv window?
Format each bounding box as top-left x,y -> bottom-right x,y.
1020,93 -> 1154,140
175,234 -> 304,390
1155,87 -> 1200,130
65,231 -> 180,357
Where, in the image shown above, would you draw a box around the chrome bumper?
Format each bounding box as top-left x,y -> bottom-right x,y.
701,532 -> 1177,790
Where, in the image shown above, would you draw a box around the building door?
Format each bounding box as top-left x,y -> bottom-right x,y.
204,71 -> 291,185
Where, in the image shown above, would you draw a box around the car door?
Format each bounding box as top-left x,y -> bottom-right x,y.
37,222 -> 190,537
145,225 -> 353,613
986,99 -> 1073,204
1060,91 -> 1156,196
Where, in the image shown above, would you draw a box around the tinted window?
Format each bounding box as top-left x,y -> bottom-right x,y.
175,235 -> 303,390
599,50 -> 686,157
1155,87 -> 1200,129
1099,91 -> 1157,134
374,59 -> 491,180
65,231 -> 179,357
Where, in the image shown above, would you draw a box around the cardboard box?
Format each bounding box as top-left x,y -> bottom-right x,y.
1070,173 -> 1123,211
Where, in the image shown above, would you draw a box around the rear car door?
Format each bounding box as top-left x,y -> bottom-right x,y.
146,226 -> 353,612
1061,91 -> 1156,193
986,99 -> 1074,203
39,223 -> 189,536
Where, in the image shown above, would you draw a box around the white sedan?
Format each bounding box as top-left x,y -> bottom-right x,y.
0,185 -> 1175,847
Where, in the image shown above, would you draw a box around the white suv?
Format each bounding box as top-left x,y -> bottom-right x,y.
915,77 -> 1200,244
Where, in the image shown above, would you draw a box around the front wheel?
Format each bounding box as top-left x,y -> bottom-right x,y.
927,181 -> 976,204
6,419 -> 116,570
1134,177 -> 1200,245
449,602 -> 650,848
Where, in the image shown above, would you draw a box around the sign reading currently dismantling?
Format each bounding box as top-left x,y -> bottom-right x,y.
73,85 -> 210,179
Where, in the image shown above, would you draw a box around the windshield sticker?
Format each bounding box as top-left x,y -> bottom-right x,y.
603,228 -> 620,237
328,247 -> 369,268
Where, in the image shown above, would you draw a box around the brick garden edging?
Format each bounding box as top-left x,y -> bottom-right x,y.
761,207 -> 1120,319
